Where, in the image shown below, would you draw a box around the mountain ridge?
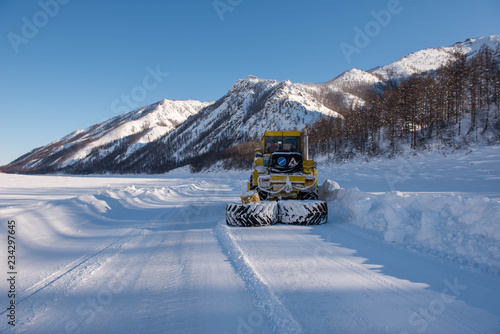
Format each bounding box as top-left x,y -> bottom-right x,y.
2,35 -> 499,174
300,35 -> 500,109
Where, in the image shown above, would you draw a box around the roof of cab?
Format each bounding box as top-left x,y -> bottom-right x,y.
263,131 -> 301,137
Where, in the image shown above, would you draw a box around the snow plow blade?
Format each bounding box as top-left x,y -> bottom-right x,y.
226,202 -> 278,227
226,200 -> 327,227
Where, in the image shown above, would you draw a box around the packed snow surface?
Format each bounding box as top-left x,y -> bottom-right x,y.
1,146 -> 500,333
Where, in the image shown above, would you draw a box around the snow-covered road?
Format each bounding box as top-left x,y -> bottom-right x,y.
1,148 -> 500,333
1,176 -> 274,333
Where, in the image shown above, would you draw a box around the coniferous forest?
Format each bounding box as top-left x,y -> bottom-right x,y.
308,45 -> 500,161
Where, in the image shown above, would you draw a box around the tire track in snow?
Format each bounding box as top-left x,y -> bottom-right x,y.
6,187 -> 180,314
0,227 -> 137,316
214,221 -> 303,334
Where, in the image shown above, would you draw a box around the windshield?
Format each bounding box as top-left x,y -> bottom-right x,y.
264,136 -> 300,153
283,137 -> 300,153
265,137 -> 282,153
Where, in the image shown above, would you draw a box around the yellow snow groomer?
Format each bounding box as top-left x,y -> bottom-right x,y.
226,130 -> 328,226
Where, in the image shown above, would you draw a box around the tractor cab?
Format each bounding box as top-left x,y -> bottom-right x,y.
264,134 -> 301,154
259,131 -> 302,170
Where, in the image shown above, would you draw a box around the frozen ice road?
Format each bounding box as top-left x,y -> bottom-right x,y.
1,149 -> 500,334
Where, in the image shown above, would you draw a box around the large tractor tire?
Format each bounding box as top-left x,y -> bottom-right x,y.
226,202 -> 278,227
299,188 -> 319,200
278,200 -> 328,225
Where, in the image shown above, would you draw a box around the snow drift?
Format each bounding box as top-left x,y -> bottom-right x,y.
325,180 -> 500,272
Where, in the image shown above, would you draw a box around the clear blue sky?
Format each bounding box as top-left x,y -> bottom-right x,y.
1,0 -> 499,165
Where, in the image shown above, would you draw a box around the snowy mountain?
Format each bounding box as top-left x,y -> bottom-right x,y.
3,35 -> 499,174
4,99 -> 211,172
153,76 -> 340,160
371,35 -> 500,79
101,76 -> 341,173
3,76 -> 339,173
300,35 -> 500,109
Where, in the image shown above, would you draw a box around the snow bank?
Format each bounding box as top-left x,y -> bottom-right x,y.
326,182 -> 500,272
76,194 -> 111,213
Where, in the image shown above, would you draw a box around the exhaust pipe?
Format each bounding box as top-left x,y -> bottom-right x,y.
303,128 -> 309,161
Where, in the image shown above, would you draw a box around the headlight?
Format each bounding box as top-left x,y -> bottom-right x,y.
259,177 -> 271,188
